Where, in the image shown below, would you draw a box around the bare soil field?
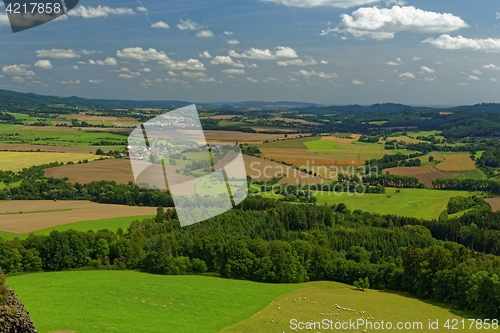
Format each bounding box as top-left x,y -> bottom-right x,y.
385,167 -> 458,188
486,198 -> 500,212
45,159 -> 135,184
435,153 -> 476,171
64,113 -> 138,122
244,155 -> 324,185
0,201 -> 157,234
45,155 -> 324,186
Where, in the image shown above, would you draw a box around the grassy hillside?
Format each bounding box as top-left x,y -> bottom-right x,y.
8,271 -> 300,333
314,188 -> 473,220
223,282 -> 481,333
8,272 -> 482,333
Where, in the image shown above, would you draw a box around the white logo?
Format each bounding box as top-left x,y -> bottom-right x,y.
128,105 -> 248,227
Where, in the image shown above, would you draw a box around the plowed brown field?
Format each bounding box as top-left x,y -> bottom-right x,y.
385,167 -> 458,188
0,201 -> 156,234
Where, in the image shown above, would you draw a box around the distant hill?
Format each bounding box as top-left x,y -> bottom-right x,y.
2,88 -> 500,114
0,89 -> 320,110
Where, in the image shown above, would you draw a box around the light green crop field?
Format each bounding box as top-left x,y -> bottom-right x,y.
304,140 -> 340,150
6,112 -> 54,124
367,120 -> 388,125
0,180 -> 22,189
258,136 -> 317,149
223,282 -> 482,333
456,169 -> 487,180
407,130 -> 442,138
0,152 -> 107,171
0,215 -> 154,241
310,139 -> 413,162
7,271 -> 301,333
264,188 -> 473,220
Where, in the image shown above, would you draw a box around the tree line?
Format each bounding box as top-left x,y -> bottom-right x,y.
1,198 -> 499,318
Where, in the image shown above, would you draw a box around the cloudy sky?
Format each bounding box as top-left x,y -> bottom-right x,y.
1,0 -> 500,105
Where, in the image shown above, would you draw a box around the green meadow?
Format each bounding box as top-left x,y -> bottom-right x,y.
0,215 -> 154,241
0,123 -> 128,146
315,188 -> 473,220
264,188 -> 474,220
7,271 -> 482,333
7,271 -> 301,333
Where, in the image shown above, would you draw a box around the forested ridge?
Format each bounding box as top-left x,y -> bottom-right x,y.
0,198 -> 499,318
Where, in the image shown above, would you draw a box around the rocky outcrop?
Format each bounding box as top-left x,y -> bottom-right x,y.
0,270 -> 37,333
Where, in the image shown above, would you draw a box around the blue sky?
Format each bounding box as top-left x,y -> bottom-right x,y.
1,0 -> 500,105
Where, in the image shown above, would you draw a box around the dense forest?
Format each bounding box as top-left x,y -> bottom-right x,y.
0,198 -> 499,318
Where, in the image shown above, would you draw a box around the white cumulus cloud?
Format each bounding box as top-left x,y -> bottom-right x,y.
291,70 -> 337,78
211,56 -> 246,68
182,71 -> 206,78
222,69 -> 245,75
229,46 -> 299,60
36,49 -> 80,58
197,30 -> 214,38
177,19 -> 204,30
261,0 -> 379,9
89,57 -> 118,66
227,39 -> 240,45
484,64 -> 500,70
399,72 -> 416,79
420,66 -> 435,73
151,21 -> 169,29
68,5 -> 135,18
34,60 -> 53,69
423,35 -> 500,52
117,47 -> 206,71
199,51 -> 212,58
2,64 -> 36,76
323,6 -> 467,40
277,59 -> 317,66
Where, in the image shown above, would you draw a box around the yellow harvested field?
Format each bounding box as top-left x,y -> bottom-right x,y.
435,153 -> 476,171
260,148 -> 364,168
0,144 -> 99,154
0,152 -> 107,171
0,201 -> 157,234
